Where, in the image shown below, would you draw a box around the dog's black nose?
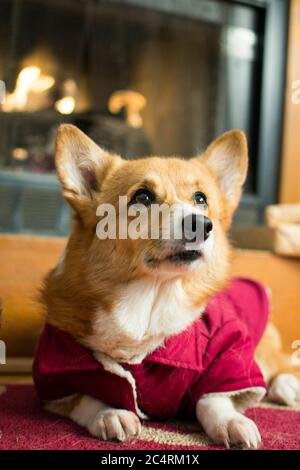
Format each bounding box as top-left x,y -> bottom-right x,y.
204,216 -> 213,238
181,214 -> 213,242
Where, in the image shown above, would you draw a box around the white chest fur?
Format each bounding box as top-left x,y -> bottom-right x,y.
114,277 -> 201,341
88,277 -> 203,363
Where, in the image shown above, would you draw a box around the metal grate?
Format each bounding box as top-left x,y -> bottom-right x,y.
0,185 -> 17,229
20,188 -> 62,232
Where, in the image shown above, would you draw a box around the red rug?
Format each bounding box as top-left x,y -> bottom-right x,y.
0,385 -> 299,450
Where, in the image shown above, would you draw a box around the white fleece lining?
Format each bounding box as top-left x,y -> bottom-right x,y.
200,386 -> 266,412
95,352 -> 148,419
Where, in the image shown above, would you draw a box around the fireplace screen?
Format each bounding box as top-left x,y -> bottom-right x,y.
0,0 -> 285,235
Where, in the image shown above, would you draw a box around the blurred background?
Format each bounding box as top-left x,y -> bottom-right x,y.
1,0 -> 300,368
0,0 -> 297,243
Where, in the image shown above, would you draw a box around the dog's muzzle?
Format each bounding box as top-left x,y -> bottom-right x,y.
181,214 -> 213,244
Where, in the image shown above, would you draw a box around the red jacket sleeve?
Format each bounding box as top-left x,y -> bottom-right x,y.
185,318 -> 267,416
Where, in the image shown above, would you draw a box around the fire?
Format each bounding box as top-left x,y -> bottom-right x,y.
1,68 -> 78,114
55,79 -> 77,115
2,66 -> 55,112
55,96 -> 75,115
108,90 -> 146,128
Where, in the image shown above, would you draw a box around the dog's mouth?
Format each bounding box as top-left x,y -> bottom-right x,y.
165,250 -> 202,264
147,249 -> 202,267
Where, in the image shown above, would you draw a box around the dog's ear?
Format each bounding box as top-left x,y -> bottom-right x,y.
202,130 -> 248,213
55,124 -> 118,222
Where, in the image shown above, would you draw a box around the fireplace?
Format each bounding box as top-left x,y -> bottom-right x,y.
0,0 -> 288,235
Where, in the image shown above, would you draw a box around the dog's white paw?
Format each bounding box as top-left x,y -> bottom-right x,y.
88,408 -> 141,442
226,416 -> 261,449
268,373 -> 300,406
211,415 -> 261,449
70,395 -> 142,442
196,395 -> 261,449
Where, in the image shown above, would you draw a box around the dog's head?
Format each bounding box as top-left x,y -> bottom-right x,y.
44,125 -> 247,350
55,124 -> 247,283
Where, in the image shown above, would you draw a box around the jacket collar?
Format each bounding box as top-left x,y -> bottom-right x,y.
43,319 -> 207,375
144,318 -> 207,373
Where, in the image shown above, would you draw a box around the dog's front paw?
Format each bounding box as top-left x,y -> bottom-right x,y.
225,415 -> 261,449
268,373 -> 300,406
88,409 -> 141,442
209,415 -> 261,449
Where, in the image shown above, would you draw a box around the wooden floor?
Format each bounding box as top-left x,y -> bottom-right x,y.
0,375 -> 32,384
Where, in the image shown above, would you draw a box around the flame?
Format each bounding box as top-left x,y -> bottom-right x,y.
2,66 -> 55,112
55,80 -> 77,115
108,90 -> 146,128
55,96 -> 75,115
12,147 -> 28,161
30,75 -> 55,93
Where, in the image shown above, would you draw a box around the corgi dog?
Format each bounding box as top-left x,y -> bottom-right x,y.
35,125 -> 300,449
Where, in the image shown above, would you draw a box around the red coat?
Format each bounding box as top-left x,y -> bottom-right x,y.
33,278 -> 269,419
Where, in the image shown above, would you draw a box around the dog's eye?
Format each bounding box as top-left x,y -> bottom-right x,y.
193,192 -> 207,206
130,188 -> 155,206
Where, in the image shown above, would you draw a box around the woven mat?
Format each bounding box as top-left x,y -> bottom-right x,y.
0,385 -> 299,450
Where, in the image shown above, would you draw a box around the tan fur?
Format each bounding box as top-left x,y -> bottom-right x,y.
40,125 -> 299,430
256,323 -> 300,382
45,395 -> 82,417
